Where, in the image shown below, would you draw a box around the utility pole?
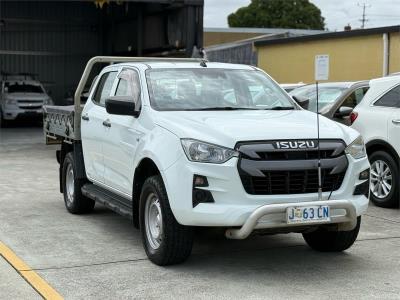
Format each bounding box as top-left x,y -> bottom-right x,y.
358,3 -> 371,29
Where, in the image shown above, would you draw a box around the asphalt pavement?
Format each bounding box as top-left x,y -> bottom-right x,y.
1,125 -> 400,299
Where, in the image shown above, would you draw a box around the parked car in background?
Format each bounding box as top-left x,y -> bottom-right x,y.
352,75 -> 400,208
280,82 -> 306,92
289,81 -> 369,125
0,74 -> 53,127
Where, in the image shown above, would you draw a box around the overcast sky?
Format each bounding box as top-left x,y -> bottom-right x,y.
204,0 -> 400,31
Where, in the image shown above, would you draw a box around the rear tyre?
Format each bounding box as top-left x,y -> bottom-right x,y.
62,152 -> 95,214
369,151 -> 399,208
302,216 -> 361,252
140,175 -> 194,266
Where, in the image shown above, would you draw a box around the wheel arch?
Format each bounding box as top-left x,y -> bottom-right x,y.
132,157 -> 162,228
366,139 -> 400,167
58,141 -> 86,193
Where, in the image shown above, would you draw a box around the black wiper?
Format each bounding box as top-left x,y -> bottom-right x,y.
189,107 -> 259,111
265,106 -> 295,110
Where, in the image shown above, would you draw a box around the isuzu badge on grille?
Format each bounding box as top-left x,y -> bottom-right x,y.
274,141 -> 316,149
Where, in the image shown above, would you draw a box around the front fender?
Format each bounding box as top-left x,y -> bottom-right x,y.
133,125 -> 183,173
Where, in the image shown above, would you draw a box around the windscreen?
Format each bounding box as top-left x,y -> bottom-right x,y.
146,68 -> 295,111
289,85 -> 346,112
6,83 -> 44,94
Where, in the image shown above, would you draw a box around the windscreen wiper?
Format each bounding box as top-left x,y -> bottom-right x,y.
265,106 -> 295,110
189,107 -> 259,111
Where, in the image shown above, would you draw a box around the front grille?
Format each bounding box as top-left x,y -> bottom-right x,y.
237,140 -> 348,195
257,149 -> 335,160
241,170 -> 346,195
18,100 -> 41,103
18,100 -> 43,110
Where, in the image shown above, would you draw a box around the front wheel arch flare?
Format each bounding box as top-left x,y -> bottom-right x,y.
366,140 -> 400,168
132,158 -> 162,228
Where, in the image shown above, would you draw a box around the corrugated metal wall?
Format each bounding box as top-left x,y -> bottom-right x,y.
207,43 -> 257,66
0,1 -> 102,104
0,1 -> 204,104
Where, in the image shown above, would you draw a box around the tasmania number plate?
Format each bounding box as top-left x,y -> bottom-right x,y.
286,205 -> 330,224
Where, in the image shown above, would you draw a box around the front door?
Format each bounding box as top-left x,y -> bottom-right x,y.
103,68 -> 143,195
81,71 -> 117,183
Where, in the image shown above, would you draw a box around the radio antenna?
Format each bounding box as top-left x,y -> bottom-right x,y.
314,54 -> 328,201
316,81 -> 322,201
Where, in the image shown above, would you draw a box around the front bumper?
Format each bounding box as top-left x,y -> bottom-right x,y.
225,199 -> 357,239
162,153 -> 369,230
2,106 -> 43,120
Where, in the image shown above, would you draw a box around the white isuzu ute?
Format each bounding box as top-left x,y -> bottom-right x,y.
44,57 -> 370,265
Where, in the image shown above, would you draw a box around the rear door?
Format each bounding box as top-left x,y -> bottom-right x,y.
390,109 -> 400,158
81,70 -> 117,183
103,67 -> 143,195
385,85 -> 400,158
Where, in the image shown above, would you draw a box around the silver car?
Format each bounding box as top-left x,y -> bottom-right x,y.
0,74 -> 53,127
289,81 -> 369,125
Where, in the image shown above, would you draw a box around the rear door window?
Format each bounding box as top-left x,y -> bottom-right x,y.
374,85 -> 400,108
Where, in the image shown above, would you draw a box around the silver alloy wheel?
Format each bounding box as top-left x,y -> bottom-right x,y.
65,163 -> 75,205
370,160 -> 392,199
144,193 -> 163,250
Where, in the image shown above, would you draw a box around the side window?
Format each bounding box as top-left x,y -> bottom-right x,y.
115,69 -> 141,109
93,71 -> 117,106
341,87 -> 369,108
374,85 -> 400,108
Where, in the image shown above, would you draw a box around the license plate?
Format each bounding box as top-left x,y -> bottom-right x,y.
286,205 -> 330,224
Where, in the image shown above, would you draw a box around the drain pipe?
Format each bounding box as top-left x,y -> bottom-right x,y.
383,33 -> 389,76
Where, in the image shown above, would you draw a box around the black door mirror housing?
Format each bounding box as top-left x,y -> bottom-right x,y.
335,106 -> 353,118
105,96 -> 139,117
292,95 -> 310,110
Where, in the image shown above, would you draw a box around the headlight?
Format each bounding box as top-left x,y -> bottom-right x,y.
345,135 -> 366,159
44,98 -> 53,105
181,139 -> 238,163
5,99 -> 16,105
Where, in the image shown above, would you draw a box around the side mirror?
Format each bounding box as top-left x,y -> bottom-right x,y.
335,106 -> 353,118
105,96 -> 139,117
292,95 -> 310,110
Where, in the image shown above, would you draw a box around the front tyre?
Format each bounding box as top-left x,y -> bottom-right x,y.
62,152 -> 95,214
369,151 -> 399,208
302,217 -> 361,252
140,176 -> 193,266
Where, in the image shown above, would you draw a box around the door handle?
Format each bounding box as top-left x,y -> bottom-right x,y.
81,114 -> 89,121
392,119 -> 400,125
102,119 -> 111,127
